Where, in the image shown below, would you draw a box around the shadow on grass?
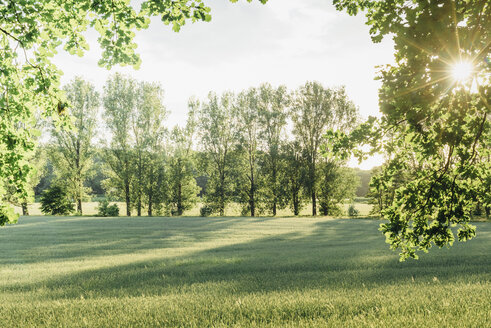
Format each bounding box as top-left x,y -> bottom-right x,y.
0,216 -> 247,265
2,218 -> 490,300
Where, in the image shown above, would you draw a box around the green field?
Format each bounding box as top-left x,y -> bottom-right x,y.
0,216 -> 489,327
16,201 -> 374,217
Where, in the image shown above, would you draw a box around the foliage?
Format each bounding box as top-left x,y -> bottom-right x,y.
49,77 -> 99,215
280,141 -> 307,216
97,199 -> 119,217
199,205 -> 214,217
197,92 -> 238,216
348,204 -> 359,217
333,0 -> 490,260
291,82 -> 359,215
234,88 -> 263,216
40,186 -> 74,215
317,163 -> 360,216
257,83 -> 290,215
102,73 -> 137,216
0,0 -> 266,225
133,81 -> 168,216
167,103 -> 200,216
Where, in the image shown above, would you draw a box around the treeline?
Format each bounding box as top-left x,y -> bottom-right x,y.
21,74 -> 367,217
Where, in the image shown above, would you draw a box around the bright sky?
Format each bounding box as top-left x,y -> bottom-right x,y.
53,0 -> 395,170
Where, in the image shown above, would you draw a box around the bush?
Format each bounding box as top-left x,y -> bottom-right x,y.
40,186 -> 75,215
97,199 -> 119,217
200,205 -> 214,217
348,204 -> 359,217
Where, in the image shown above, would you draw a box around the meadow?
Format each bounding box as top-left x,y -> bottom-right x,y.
0,215 -> 489,327
17,201 -> 374,217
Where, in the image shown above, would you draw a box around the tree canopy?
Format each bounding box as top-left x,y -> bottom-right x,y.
332,0 -> 490,260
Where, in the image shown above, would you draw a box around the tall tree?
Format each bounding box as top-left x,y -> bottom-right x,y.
49,77 -> 99,214
103,73 -> 137,216
132,82 -> 168,216
291,82 -> 358,216
168,101 -> 200,216
198,92 -> 237,216
333,0 -> 490,259
257,84 -> 289,216
235,88 -> 261,216
281,141 -> 307,216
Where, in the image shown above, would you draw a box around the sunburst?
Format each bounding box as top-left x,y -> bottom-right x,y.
451,60 -> 474,83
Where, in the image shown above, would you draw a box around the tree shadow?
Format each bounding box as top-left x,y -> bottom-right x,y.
0,216 -> 246,265
2,218 -> 489,300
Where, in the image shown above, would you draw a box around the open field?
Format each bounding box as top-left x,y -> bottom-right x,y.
16,201 -> 374,217
0,216 -> 489,327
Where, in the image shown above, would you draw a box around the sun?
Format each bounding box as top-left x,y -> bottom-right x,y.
451,60 -> 474,82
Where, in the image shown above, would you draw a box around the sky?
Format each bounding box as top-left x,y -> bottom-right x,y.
53,0 -> 395,170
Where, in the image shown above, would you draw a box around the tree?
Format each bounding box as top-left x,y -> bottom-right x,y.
235,88 -> 262,216
281,141 -> 307,216
49,77 -> 99,214
40,186 -> 75,216
0,0 -> 266,224
198,92 -> 238,216
132,81 -> 168,216
257,84 -> 290,215
333,0 -> 490,259
291,82 -> 358,216
168,102 -> 200,216
102,73 -> 137,216
317,162 -> 360,216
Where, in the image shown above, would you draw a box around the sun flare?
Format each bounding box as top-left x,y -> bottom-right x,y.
451,61 -> 474,82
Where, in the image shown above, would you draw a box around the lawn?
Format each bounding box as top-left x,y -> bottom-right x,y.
16,201 -> 374,217
0,216 -> 489,327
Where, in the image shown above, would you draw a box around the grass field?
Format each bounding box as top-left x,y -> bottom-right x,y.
15,201 -> 374,217
0,216 -> 489,327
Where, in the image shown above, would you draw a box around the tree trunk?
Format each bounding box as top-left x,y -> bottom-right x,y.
177,183 -> 183,216
250,167 -> 255,217
148,189 -> 153,217
312,190 -> 317,216
21,202 -> 29,216
311,160 -> 317,216
137,195 -> 141,216
293,190 -> 299,216
125,183 -> 131,216
77,198 -> 82,215
219,172 -> 225,216
272,164 -> 277,216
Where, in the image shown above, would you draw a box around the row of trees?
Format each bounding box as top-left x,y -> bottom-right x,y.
28,75 -> 362,217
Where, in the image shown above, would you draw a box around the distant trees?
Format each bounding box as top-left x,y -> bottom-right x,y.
281,141 -> 307,215
235,88 -> 262,217
167,102 -> 200,216
197,92 -> 238,216
16,77 -> 363,218
103,74 -> 168,216
291,83 -> 358,215
49,77 -> 99,214
132,82 -> 168,216
103,73 -> 137,216
257,84 -> 289,216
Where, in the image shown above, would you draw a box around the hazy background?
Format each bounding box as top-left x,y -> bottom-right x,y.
53,0 -> 395,169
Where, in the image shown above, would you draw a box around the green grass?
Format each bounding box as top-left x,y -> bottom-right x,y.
0,216 -> 489,327
16,201 -> 374,217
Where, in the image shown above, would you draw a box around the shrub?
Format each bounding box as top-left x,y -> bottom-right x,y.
200,205 -> 214,217
97,199 -> 119,217
40,186 -> 75,215
348,204 -> 359,217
